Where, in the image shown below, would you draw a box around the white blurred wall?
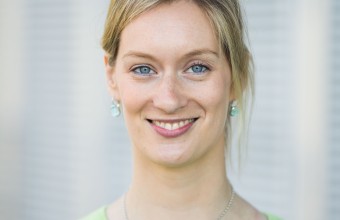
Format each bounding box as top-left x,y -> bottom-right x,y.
0,0 -> 24,219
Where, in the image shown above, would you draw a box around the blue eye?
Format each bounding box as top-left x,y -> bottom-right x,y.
188,64 -> 208,74
132,65 -> 155,75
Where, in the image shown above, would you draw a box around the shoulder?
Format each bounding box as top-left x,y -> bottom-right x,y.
265,213 -> 283,220
106,196 -> 125,220
80,206 -> 107,220
80,196 -> 124,220
232,194 -> 270,220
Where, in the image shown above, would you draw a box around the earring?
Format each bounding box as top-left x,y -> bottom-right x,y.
111,99 -> 121,117
229,104 -> 239,117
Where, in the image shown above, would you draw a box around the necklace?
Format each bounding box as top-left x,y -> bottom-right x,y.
216,188 -> 235,220
123,188 -> 235,220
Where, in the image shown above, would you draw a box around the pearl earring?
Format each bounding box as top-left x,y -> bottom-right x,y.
229,104 -> 239,117
111,99 -> 121,117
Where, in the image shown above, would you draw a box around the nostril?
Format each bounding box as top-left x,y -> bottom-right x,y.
152,91 -> 188,114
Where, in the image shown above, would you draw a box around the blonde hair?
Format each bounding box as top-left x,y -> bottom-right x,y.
102,0 -> 254,160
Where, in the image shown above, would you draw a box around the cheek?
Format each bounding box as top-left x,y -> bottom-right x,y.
208,91 -> 229,121
201,74 -> 231,131
205,73 -> 231,108
117,74 -> 156,122
119,82 -> 147,114
118,78 -> 149,140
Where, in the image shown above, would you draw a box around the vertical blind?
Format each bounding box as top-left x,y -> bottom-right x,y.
0,0 -> 338,219
229,1 -> 296,219
329,0 -> 340,218
18,0 -> 131,219
22,1 -> 77,219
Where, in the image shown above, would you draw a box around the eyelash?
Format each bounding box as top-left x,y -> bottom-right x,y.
131,65 -> 155,76
130,61 -> 211,76
186,62 -> 210,74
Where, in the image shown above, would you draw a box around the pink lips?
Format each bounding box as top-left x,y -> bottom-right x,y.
149,119 -> 196,138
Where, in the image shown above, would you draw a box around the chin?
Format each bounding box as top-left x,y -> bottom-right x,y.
152,143 -> 196,168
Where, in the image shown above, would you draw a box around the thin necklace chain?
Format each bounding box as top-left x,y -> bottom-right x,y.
123,193 -> 129,220
217,188 -> 235,220
123,188 -> 235,220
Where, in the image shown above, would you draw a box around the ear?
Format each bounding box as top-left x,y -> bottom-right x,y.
228,78 -> 237,104
104,54 -> 120,101
229,85 -> 236,102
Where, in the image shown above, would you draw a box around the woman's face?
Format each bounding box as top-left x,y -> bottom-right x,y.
106,0 -> 233,167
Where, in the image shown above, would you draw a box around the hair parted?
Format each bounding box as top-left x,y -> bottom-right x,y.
102,0 -> 254,160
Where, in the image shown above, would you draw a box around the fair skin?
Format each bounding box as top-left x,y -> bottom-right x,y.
105,1 -> 266,220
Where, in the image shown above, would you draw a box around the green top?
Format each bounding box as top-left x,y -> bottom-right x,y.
81,207 -> 283,220
81,207 -> 107,220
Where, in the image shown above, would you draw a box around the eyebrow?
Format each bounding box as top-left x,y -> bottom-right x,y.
122,49 -> 220,60
183,49 -> 220,59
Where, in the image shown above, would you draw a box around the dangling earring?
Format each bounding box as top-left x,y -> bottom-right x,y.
111,99 -> 121,117
229,102 -> 239,117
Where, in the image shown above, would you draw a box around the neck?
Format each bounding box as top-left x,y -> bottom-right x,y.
127,141 -> 232,220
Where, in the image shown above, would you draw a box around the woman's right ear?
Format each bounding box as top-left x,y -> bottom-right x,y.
104,54 -> 120,100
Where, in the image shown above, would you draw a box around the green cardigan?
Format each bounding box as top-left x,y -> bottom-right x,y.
81,207 -> 283,220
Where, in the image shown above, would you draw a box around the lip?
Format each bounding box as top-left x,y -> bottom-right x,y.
147,118 -> 198,138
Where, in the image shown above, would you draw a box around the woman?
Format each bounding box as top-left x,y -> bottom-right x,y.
84,0 -> 282,219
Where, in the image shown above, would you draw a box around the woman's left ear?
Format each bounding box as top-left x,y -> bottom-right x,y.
104,54 -> 120,101
228,84 -> 236,102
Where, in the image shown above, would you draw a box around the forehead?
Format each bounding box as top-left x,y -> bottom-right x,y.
118,0 -> 219,58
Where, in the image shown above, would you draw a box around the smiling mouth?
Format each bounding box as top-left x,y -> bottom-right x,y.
150,119 -> 195,130
147,118 -> 198,137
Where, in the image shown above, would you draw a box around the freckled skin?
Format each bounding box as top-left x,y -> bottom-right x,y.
108,0 -> 232,168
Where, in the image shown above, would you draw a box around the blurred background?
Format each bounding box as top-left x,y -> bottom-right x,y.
0,0 -> 339,219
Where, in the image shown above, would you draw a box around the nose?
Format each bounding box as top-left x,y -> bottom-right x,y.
152,74 -> 187,114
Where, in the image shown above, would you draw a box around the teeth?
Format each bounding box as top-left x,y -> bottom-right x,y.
179,121 -> 184,127
152,119 -> 195,130
165,123 -> 171,130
